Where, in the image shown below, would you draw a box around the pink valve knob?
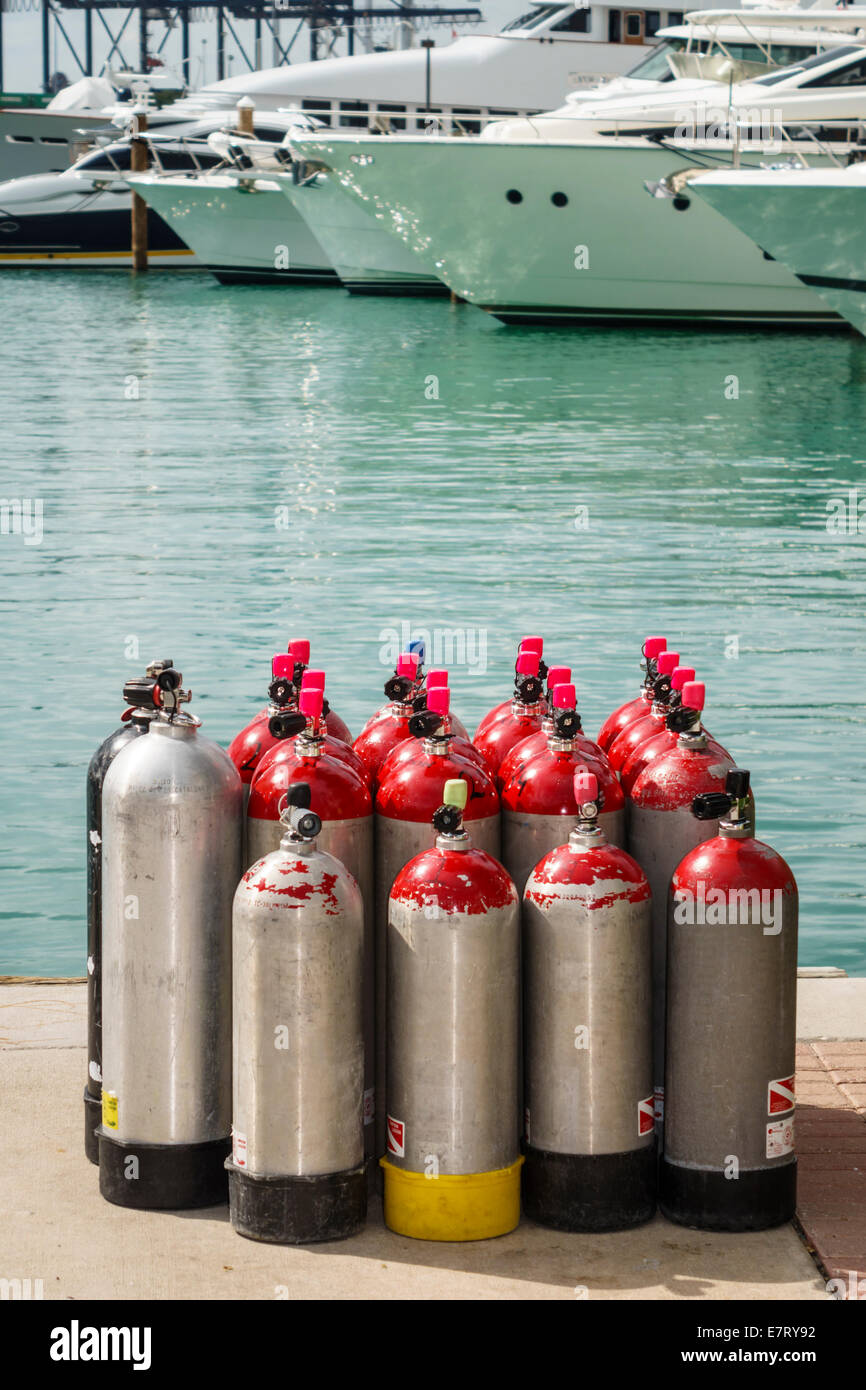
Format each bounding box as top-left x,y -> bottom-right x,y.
397,653 -> 420,678
516,652 -> 540,676
671,666 -> 696,691
426,669 -> 448,689
552,683 -> 576,709
547,665 -> 571,686
657,651 -> 680,677
299,688 -> 323,719
272,654 -> 293,679
288,640 -> 310,665
427,686 -> 450,717
644,636 -> 667,660
302,669 -> 326,690
682,681 -> 705,712
520,636 -> 544,655
574,767 -> 598,803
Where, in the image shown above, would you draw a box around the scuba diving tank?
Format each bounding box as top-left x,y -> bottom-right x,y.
278,639 -> 353,743
83,659 -> 172,1165
374,692 -> 500,1166
473,635 -> 547,742
628,687 -> 749,1132
228,654 -> 306,806
474,651 -> 546,779
353,652 -> 424,783
620,677 -> 729,795
260,672 -> 369,788
425,669 -> 469,740
247,687 -> 375,1178
498,667 -> 606,791
523,769 -> 655,1232
383,779 -> 521,1240
607,650 -> 681,775
597,636 -> 668,752
377,687 -> 489,785
98,671 -> 242,1209
229,784 -> 366,1244
661,769 -> 797,1232
501,683 -> 626,897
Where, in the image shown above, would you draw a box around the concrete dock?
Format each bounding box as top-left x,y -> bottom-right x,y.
1,975 -> 863,1301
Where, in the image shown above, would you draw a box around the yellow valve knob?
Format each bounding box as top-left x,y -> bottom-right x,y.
443,778 -> 468,810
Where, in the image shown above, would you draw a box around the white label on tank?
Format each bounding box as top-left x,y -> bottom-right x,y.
524,1107 -> 530,1143
768,1075 -> 796,1115
653,1086 -> 664,1123
232,1130 -> 247,1168
88,1061 -> 102,1082
363,1088 -> 375,1125
766,1117 -> 794,1159
386,1115 -> 405,1158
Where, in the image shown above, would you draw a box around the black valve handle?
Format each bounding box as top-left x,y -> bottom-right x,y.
268,711 -> 307,740
408,710 -> 442,739
287,783 -> 311,809
553,708 -> 582,739
666,705 -> 700,733
692,791 -> 733,820
385,674 -> 415,702
726,768 -> 750,799
432,803 -> 463,834
268,675 -> 295,706
515,674 -> 544,705
156,668 -> 182,692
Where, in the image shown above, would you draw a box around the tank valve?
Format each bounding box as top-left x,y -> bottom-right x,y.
693,767 -> 750,823
432,778 -> 468,837
279,782 -> 322,841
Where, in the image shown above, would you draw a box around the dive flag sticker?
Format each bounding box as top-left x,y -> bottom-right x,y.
387,1115 -> 405,1157
768,1075 -> 796,1115
638,1096 -> 655,1136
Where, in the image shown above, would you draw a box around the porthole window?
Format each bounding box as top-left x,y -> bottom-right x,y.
551,191 -> 568,207
506,188 -> 523,203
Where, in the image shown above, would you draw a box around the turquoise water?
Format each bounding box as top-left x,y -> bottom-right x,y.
1,270 -> 864,975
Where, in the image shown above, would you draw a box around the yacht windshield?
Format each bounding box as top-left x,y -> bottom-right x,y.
624,39 -> 686,80
750,43 -> 862,87
502,4 -> 565,31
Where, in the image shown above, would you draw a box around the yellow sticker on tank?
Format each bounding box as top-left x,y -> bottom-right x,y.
102,1092 -> 118,1130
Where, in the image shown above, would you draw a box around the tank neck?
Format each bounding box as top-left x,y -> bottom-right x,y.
677,730 -> 708,751
151,713 -> 198,739
296,733 -> 324,757
436,831 -> 470,852
279,832 -> 318,854
569,824 -> 606,851
511,699 -> 543,719
422,736 -> 451,757
547,735 -> 575,755
718,817 -> 751,840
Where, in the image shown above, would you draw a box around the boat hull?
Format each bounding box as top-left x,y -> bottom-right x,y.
128,174 -> 339,285
291,134 -> 842,325
277,171 -> 446,297
691,166 -> 866,337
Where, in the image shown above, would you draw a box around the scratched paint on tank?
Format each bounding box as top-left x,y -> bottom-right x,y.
391,846 -> 517,916
527,845 -> 650,911
377,731 -> 489,788
376,748 -> 499,823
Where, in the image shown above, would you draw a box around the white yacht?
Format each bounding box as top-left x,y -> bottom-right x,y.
286,43 -> 866,323
127,122 -> 338,284
0,116 -> 275,268
281,6 -> 866,295
689,159 -> 866,334
0,0 -> 733,184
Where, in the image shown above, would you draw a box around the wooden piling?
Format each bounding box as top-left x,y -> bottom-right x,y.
236,97 -> 254,136
130,108 -> 148,273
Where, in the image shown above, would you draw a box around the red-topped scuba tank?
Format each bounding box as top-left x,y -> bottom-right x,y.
615,665 -> 694,791
246,687 -> 376,1180
474,650 -> 546,779
374,689 -> 500,1166
500,683 -> 626,896
474,635 -> 547,743
497,666 -> 608,791
597,636 -> 668,753
661,769 -> 797,1232
383,779 -> 521,1241
628,690 -> 750,1133
353,652 -> 424,782
378,686 -> 488,785
522,769 -> 655,1232
261,670 -> 369,788
607,650 -> 681,774
273,639 -> 353,743
620,678 -> 730,795
425,669 -> 469,740
229,654 -> 306,805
